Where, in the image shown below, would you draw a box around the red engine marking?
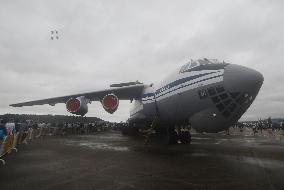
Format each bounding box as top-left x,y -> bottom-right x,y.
103,95 -> 118,110
66,98 -> 80,113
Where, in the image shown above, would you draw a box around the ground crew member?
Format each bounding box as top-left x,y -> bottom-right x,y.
143,117 -> 158,144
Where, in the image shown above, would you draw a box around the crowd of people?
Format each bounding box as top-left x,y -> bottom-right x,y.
142,123 -> 192,145
174,125 -> 191,144
51,121 -> 112,135
226,119 -> 284,138
1,116 -> 283,164
0,119 -> 48,165
0,118 -> 114,165
233,119 -> 282,131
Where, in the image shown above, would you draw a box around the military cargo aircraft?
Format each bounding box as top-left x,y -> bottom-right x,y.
10,58 -> 263,142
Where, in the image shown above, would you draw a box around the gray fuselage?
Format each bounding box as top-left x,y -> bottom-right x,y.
129,59 -> 263,132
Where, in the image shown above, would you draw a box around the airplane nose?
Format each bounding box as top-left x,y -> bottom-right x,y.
224,64 -> 264,99
189,63 -> 264,133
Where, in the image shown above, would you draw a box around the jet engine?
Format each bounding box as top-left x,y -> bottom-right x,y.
101,94 -> 119,114
66,96 -> 88,116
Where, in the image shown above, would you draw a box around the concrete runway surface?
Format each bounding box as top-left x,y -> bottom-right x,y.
1,130 -> 284,190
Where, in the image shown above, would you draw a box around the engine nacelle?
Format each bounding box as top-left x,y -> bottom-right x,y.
101,94 -> 119,114
66,96 -> 88,116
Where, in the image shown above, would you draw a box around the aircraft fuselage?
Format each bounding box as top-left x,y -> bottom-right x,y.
130,59 -> 263,132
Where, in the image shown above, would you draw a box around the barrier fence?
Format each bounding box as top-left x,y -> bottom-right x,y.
0,126 -> 47,165
0,122 -> 112,165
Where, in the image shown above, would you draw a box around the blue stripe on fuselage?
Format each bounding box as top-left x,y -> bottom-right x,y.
155,71 -> 219,95
155,74 -> 223,99
141,71 -> 222,102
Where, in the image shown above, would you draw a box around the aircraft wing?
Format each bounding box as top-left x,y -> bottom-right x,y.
10,84 -> 145,107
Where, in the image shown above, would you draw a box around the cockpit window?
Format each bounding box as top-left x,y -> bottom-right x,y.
198,58 -> 219,65
197,59 -> 210,65
179,60 -> 199,73
179,58 -> 228,73
191,61 -> 198,67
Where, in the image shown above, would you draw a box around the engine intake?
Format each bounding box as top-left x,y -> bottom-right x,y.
66,96 -> 88,116
102,94 -> 119,114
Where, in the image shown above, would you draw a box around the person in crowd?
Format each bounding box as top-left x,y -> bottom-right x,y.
143,127 -> 151,145
225,127 -> 230,135
143,123 -> 156,145
184,126 -> 190,144
258,121 -> 263,134
174,125 -> 181,144
174,125 -> 179,144
5,120 -> 15,135
15,119 -> 21,133
62,123 -> 67,135
187,123 -> 192,144
36,123 -> 44,140
20,121 -> 29,144
17,121 -> 26,145
27,125 -> 34,143
0,119 -> 8,143
252,124 -> 257,136
180,126 -> 186,144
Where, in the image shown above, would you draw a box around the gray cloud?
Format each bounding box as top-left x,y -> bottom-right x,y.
0,0 -> 283,121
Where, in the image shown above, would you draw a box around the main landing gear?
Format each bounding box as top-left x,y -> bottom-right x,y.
167,125 -> 191,145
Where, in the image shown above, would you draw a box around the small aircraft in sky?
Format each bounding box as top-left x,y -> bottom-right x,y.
50,30 -> 59,40
10,58 -> 263,143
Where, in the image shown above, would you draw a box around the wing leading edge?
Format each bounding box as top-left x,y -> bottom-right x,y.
10,84 -> 145,107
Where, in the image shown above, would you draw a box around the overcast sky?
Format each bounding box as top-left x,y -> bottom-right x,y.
0,0 -> 283,122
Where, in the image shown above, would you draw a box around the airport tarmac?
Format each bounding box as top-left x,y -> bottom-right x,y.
1,130 -> 284,190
